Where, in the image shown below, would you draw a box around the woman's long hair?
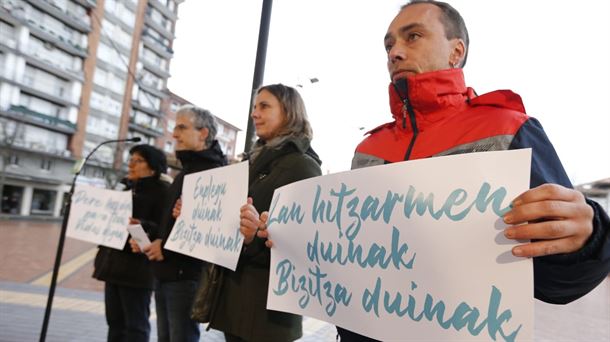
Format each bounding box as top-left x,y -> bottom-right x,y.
249,84 -> 313,161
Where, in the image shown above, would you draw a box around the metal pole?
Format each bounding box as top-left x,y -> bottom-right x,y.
244,0 -> 273,153
39,182 -> 74,342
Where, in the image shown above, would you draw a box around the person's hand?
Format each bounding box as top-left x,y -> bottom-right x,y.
129,238 -> 141,253
256,211 -> 273,248
503,183 -> 594,258
128,217 -> 141,225
172,198 -> 182,219
143,239 -> 164,261
240,197 -> 263,245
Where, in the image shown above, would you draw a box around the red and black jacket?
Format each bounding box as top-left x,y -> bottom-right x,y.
352,68 -> 610,305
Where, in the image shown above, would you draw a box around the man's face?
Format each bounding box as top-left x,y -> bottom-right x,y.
385,3 -> 463,82
172,113 -> 208,151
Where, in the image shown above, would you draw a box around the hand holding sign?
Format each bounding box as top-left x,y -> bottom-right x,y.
256,211 -> 272,248
503,183 -> 594,257
240,197 -> 263,245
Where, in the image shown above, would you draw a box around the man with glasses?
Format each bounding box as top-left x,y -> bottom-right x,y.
133,105 -> 227,342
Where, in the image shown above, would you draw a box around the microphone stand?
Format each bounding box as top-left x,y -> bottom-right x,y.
39,138 -> 138,342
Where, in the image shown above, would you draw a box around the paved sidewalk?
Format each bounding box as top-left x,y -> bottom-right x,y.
0,281 -> 336,342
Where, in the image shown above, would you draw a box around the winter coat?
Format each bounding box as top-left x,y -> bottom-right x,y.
209,136 -> 322,341
93,176 -> 170,289
150,140 -> 227,282
352,68 -> 610,305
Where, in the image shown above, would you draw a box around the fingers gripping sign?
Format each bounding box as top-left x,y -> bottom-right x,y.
240,197 -> 263,245
257,211 -> 273,248
503,183 -> 594,258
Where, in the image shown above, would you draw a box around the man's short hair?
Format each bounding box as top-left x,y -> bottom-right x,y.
402,0 -> 470,68
176,105 -> 218,147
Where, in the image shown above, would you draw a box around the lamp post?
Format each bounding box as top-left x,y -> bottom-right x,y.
244,0 -> 273,154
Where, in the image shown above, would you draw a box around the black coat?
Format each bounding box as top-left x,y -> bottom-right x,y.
210,136 -> 322,341
150,141 -> 227,282
93,176 -> 170,289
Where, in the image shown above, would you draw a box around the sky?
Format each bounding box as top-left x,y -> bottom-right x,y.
167,0 -> 610,185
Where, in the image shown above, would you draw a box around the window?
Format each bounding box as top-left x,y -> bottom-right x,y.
170,101 -> 180,113
140,68 -> 163,90
166,119 -> 175,132
90,91 -> 122,116
19,94 -> 67,120
40,159 -> 53,171
8,154 -> 19,166
86,115 -> 120,139
105,0 -> 135,28
164,140 -> 173,153
97,42 -> 128,72
93,67 -> 126,95
137,90 -> 161,111
27,36 -> 83,73
142,47 -> 167,70
100,19 -> 132,51
1,185 -> 23,214
22,64 -> 70,98
0,20 -> 16,48
5,122 -> 69,154
31,189 -> 56,215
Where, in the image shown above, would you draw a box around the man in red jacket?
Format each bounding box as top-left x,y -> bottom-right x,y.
338,0 -> 610,340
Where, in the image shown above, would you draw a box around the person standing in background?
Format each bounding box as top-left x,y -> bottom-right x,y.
93,144 -> 169,342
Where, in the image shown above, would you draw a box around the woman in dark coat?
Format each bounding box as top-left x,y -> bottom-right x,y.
93,144 -> 170,342
208,84 -> 322,341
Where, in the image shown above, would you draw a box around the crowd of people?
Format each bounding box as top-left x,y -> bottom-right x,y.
91,1 -> 610,341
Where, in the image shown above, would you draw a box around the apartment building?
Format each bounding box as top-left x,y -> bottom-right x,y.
0,0 -> 237,219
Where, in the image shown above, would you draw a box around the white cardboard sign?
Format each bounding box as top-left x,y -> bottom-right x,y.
66,184 -> 132,249
165,161 -> 248,271
267,149 -> 533,341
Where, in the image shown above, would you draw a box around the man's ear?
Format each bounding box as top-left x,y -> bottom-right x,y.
450,39 -> 466,67
199,127 -> 209,143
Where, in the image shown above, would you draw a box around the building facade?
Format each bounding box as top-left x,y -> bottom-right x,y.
0,0 -> 238,219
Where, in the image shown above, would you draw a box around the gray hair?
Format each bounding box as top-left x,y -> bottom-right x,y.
176,105 -> 218,148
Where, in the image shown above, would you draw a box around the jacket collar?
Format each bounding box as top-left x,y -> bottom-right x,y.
175,140 -> 227,172
388,68 -> 472,131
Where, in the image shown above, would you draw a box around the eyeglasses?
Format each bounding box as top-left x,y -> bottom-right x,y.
128,158 -> 147,165
174,124 -> 204,132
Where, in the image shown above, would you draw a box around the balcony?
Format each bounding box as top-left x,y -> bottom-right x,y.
24,51 -> 84,82
141,31 -> 173,59
27,22 -> 88,58
131,100 -> 163,118
148,0 -> 178,21
3,104 -> 76,133
128,119 -> 163,138
144,15 -> 174,40
25,0 -> 91,33
74,0 -> 96,9
140,58 -> 170,79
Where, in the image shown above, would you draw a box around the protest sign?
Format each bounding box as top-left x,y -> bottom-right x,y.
165,161 -> 248,271
127,224 -> 151,249
267,149 -> 533,341
66,184 -> 132,249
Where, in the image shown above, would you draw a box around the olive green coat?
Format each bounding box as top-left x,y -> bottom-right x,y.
209,137 -> 322,341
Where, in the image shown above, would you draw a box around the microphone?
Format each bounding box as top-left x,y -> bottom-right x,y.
101,137 -> 142,144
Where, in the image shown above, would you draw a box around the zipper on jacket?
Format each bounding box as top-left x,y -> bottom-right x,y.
393,79 -> 419,161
